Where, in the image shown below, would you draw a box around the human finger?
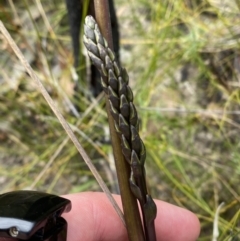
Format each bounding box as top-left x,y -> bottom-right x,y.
62,192 -> 200,241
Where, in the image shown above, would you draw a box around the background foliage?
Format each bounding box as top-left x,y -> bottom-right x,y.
1,0 -> 240,239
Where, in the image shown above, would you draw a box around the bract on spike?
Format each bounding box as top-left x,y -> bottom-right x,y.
121,68 -> 129,84
94,29 -> 104,46
120,95 -> 130,119
109,100 -> 119,122
119,114 -> 129,127
129,103 -> 138,126
84,24 -> 95,41
88,52 -> 103,70
113,62 -> 120,77
98,43 -> 108,61
103,38 -> 108,48
121,134 -> 132,163
83,35 -> 89,45
109,69 -> 117,79
118,77 -> 127,97
101,64 -> 107,77
130,150 -> 142,178
119,114 -> 130,140
108,86 -> 120,109
126,86 -> 133,102
87,38 -> 99,57
107,48 -> 115,61
100,80 -> 108,93
131,125 -> 142,155
129,173 -> 143,201
120,95 -> 128,107
109,78 -> 118,92
143,195 -> 157,223
114,121 -> 121,135
105,55 -> 113,70
94,24 -> 100,33
139,140 -> 146,165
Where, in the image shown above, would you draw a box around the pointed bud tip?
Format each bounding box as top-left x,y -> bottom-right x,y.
85,16 -> 95,29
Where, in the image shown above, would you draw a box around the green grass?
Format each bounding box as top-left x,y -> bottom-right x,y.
1,0 -> 240,239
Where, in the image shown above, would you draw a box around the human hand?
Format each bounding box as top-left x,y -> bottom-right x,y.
63,192 -> 200,241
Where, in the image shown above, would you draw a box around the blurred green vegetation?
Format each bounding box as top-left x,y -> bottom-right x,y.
1,0 -> 240,239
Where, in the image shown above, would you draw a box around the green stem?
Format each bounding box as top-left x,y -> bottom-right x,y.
93,1 -> 145,241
